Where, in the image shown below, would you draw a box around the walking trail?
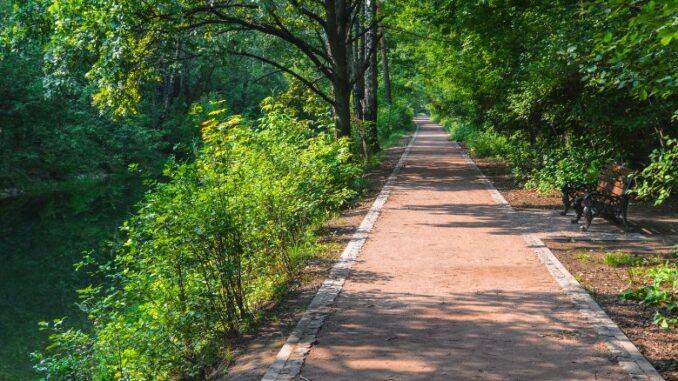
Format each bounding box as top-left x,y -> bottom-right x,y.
287,119 -> 643,380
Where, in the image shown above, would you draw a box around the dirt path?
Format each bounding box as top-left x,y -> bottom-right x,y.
291,119 -> 634,380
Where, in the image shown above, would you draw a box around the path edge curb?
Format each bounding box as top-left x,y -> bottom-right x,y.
260,121 -> 422,381
455,141 -> 664,381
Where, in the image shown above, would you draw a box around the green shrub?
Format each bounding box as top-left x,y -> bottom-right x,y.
441,117 -> 618,193
468,128 -> 510,158
573,251 -> 593,264
444,119 -> 475,142
501,134 -> 615,193
444,121 -> 509,159
602,251 -> 641,267
31,101 -> 360,380
634,136 -> 677,205
378,99 -> 414,142
620,261 -> 678,329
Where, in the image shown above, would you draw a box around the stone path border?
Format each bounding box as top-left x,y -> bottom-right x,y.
455,141 -> 664,381
536,233 -> 671,242
260,121 -> 421,381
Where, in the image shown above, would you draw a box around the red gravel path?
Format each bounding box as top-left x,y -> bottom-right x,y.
298,120 -> 630,380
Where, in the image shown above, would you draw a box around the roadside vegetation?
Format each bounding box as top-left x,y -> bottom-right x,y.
390,1 -> 676,197
620,245 -> 678,329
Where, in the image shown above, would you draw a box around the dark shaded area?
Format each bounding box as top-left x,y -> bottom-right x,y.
0,177 -> 145,380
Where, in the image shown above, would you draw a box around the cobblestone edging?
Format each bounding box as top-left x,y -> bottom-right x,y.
261,122 -> 421,381
455,141 -> 664,381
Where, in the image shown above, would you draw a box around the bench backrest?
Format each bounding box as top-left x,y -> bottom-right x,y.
598,165 -> 633,198
595,169 -> 615,193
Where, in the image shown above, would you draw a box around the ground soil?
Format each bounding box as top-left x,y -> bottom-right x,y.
214,131 -> 414,380
547,241 -> 678,381
470,153 -> 678,381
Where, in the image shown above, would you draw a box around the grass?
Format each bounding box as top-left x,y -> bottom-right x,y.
573,250 -> 594,264
379,127 -> 411,149
573,272 -> 595,292
602,250 -> 642,267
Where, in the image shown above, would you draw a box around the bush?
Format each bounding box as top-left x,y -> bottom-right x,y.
520,140 -> 613,192
602,251 -> 641,267
444,119 -> 475,142
468,128 -> 510,158
377,99 -> 414,143
443,121 -> 509,159
441,119 -> 617,192
634,136 -> 677,205
31,102 -> 360,380
620,258 -> 678,329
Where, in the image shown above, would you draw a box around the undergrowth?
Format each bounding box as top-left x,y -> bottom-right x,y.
440,118 -> 614,193
602,251 -> 642,267
620,245 -> 678,329
31,97 -> 415,380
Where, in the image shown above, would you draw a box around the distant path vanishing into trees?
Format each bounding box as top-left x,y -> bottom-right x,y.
264,118 -> 662,381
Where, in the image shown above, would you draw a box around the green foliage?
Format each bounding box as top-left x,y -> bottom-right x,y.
391,0 -> 676,198
521,140 -> 612,192
443,120 -> 509,159
588,0 -> 678,106
602,251 -> 642,267
466,128 -> 510,159
620,260 -> 678,329
32,319 -> 96,380
634,136 -> 678,205
573,251 -> 593,264
31,105 -> 360,380
444,118 -> 611,192
443,120 -> 473,142
0,176 -> 146,380
377,98 -> 414,142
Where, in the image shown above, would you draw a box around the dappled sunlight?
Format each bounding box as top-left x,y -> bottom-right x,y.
297,121 -> 629,381
303,290 -> 620,381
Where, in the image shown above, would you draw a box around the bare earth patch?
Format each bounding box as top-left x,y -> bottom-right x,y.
471,154 -> 678,381
213,133 -> 413,381
548,240 -> 678,381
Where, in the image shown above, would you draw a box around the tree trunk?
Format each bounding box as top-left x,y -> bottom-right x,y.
325,0 -> 353,138
363,0 -> 380,152
334,79 -> 353,138
351,9 -> 365,120
379,21 -> 392,104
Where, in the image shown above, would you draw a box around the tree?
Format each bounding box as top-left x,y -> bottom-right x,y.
378,4 -> 392,104
9,0 -> 383,138
351,7 -> 365,120
362,0 -> 380,152
388,0 -> 676,196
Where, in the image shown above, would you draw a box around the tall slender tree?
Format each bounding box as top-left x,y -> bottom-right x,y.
378,4 -> 392,105
351,9 -> 366,120
363,0 -> 380,152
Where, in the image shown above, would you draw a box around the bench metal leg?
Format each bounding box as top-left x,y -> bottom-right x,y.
581,205 -> 594,231
561,192 -> 571,216
621,198 -> 629,232
571,197 -> 584,224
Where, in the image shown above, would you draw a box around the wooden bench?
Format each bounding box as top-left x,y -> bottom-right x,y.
560,165 -> 634,231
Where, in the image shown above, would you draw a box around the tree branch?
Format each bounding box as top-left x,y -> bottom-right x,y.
228,50 -> 334,105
